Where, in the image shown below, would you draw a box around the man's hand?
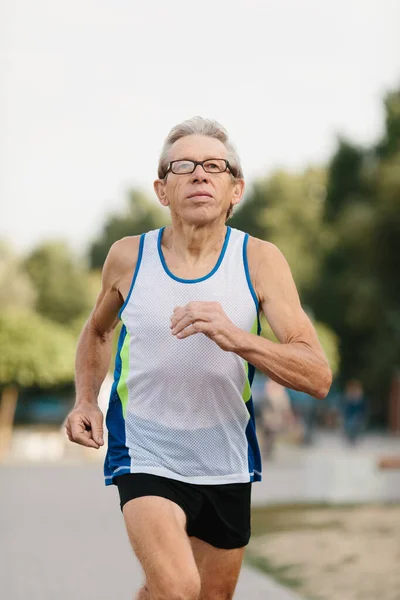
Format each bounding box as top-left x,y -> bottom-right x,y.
170,301 -> 241,352
65,402 -> 104,449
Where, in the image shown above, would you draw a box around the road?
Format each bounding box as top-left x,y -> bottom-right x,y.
5,430 -> 399,598
0,463 -> 303,600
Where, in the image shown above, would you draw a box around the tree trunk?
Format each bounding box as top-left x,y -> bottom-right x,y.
0,385 -> 19,461
389,370 -> 400,435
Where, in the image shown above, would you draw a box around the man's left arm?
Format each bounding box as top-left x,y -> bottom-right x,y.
235,239 -> 332,399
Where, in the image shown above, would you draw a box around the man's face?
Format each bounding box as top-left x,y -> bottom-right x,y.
154,134 -> 244,226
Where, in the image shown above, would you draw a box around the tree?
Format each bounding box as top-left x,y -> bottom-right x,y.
0,310 -> 76,458
323,139 -> 366,222
89,189 -> 169,269
309,88 -> 400,422
24,241 -> 94,325
229,182 -> 273,241
377,90 -> 400,158
0,241 -> 36,311
363,153 -> 400,413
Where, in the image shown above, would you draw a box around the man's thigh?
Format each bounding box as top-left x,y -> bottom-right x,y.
190,536 -> 245,600
123,496 -> 200,598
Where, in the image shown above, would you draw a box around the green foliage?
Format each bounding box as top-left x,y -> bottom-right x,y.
323,139 -> 366,222
373,154 -> 400,306
24,241 -> 94,325
89,189 -> 169,269
377,91 -> 400,158
68,271 -> 102,336
229,182 -> 273,241
308,88 -> 400,419
0,310 -> 76,387
0,241 -> 36,311
314,321 -> 340,377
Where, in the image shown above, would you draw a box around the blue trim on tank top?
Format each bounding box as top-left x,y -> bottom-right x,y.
157,226 -> 232,284
118,233 -> 146,319
245,396 -> 262,482
242,233 -> 259,314
242,234 -> 262,480
104,325 -> 131,485
242,233 -> 261,334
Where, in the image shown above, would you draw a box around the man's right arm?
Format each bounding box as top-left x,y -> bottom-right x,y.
65,236 -> 140,449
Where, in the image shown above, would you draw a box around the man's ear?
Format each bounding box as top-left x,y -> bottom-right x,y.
154,179 -> 169,207
231,178 -> 245,208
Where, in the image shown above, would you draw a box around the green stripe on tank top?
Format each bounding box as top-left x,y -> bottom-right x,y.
117,331 -> 130,418
242,362 -> 251,403
242,316 -> 259,403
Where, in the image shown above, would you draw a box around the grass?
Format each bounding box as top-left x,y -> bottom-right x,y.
246,503 -> 355,599
250,503 -> 347,536
245,551 -> 325,600
247,503 -> 400,600
245,551 -> 303,590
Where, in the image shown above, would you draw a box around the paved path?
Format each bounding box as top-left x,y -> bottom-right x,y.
4,431 -> 399,598
0,464 -> 303,600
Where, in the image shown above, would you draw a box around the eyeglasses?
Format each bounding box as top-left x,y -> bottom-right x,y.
166,158 -> 234,176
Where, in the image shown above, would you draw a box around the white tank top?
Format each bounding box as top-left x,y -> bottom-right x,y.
104,227 -> 262,485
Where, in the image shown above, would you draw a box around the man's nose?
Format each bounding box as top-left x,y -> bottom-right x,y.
190,164 -> 209,183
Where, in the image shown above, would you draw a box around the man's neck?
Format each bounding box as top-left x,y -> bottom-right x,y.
162,222 -> 227,266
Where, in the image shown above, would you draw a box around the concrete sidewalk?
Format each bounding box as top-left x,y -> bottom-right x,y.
252,431 -> 400,506
0,464 -> 303,600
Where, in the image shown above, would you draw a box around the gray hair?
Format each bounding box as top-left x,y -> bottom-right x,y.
158,116 -> 243,179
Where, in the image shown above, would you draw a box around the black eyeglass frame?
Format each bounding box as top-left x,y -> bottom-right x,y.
165,158 -> 236,177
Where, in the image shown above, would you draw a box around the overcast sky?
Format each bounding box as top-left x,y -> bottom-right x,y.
1,0 -> 399,255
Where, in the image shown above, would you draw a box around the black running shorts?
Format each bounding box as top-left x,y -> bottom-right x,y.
114,472 -> 252,549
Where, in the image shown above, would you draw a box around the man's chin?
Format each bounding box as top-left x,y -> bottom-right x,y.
179,207 -> 224,226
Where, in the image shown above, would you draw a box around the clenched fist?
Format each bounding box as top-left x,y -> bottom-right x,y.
65,402 -> 104,449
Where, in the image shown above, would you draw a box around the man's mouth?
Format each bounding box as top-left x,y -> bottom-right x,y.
187,192 -> 213,199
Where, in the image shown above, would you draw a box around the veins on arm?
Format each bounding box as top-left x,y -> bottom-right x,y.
254,240 -> 323,351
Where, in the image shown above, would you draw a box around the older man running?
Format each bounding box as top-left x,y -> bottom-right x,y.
66,116 -> 331,600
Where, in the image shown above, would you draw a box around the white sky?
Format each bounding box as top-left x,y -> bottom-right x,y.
1,0 -> 399,255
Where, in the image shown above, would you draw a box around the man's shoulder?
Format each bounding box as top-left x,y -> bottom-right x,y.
245,234 -> 284,266
244,234 -> 296,302
110,234 -> 141,258
104,235 -> 144,279
111,234 -> 142,254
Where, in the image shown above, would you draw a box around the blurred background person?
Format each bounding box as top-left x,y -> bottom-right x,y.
341,379 -> 367,445
261,379 -> 294,459
286,389 -> 318,446
250,369 -> 268,425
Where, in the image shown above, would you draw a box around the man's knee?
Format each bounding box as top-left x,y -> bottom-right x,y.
150,573 -> 201,600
